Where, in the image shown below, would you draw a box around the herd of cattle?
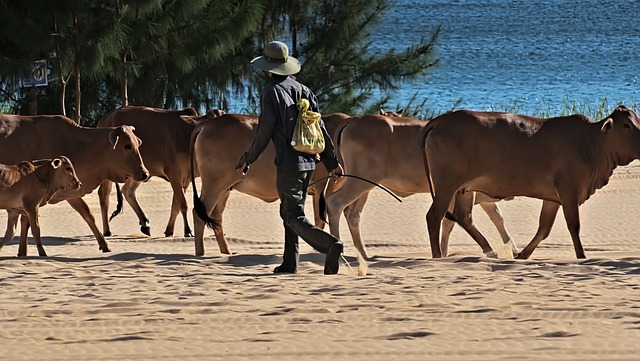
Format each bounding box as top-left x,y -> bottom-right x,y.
0,104 -> 638,261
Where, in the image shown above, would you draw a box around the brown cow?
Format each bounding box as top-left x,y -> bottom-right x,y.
189,113 -> 271,255
0,156 -> 81,257
323,114 -> 515,259
422,106 -> 640,259
308,112 -> 351,228
96,105 -> 201,237
186,112 -> 346,256
0,114 -> 149,253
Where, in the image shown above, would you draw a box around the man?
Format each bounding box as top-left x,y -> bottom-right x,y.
236,40 -> 344,275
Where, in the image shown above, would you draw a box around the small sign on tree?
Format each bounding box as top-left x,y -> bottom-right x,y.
21,60 -> 48,87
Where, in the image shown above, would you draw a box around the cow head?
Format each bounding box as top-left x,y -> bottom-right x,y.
49,156 -> 82,192
108,125 -> 150,182
600,105 -> 640,164
380,108 -> 405,117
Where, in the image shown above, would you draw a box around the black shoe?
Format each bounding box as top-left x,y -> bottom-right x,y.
273,264 -> 297,274
324,242 -> 343,275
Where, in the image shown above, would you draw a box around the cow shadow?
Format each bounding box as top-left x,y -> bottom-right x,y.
3,236 -> 86,247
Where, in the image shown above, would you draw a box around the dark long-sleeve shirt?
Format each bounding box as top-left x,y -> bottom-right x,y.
243,75 -> 339,172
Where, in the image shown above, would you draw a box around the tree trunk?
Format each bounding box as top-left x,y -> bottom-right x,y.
25,86 -> 38,115
74,66 -> 81,123
73,11 -> 81,124
54,15 -> 67,117
121,51 -> 129,106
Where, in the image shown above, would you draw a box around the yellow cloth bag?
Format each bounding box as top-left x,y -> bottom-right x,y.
290,98 -> 325,154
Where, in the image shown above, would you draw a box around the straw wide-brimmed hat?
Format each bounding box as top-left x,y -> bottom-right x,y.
250,41 -> 301,76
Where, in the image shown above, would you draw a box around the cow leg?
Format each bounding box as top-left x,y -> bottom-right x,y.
516,200 -> 560,259
97,180 -> 113,237
426,194 -> 452,259
193,185 -> 230,256
0,210 -> 20,253
210,190 -> 231,254
440,216 -> 456,257
325,179 -> 374,243
450,192 -> 497,258
343,193 -> 371,259
66,198 -> 111,252
479,201 -> 518,257
164,178 -> 192,237
26,208 -> 46,257
561,201 -> 585,259
18,214 -> 30,257
181,186 -> 193,237
121,179 -> 150,236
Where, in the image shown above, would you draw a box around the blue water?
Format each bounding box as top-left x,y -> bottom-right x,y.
371,0 -> 640,114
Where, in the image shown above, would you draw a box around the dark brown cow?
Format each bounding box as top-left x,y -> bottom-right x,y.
0,114 -> 149,253
323,114 -> 515,259
96,105 -> 200,237
422,106 -> 640,259
0,156 -> 81,256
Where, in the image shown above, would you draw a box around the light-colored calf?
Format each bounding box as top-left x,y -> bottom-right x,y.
0,157 -> 81,257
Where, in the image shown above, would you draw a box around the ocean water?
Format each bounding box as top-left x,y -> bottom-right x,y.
371,0 -> 640,115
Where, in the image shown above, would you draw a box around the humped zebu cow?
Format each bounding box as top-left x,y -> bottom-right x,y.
0,156 -> 81,256
321,113 -> 516,259
0,114 -> 149,253
96,105 -> 205,237
310,110 -> 404,229
185,112 -> 347,256
421,105 -> 640,259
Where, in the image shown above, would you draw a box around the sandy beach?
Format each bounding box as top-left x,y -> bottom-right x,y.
0,161 -> 639,360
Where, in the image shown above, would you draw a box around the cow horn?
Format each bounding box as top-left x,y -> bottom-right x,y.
109,128 -> 121,149
601,118 -> 613,133
51,158 -> 62,169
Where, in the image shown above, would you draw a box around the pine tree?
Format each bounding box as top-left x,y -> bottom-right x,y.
250,0 -> 439,114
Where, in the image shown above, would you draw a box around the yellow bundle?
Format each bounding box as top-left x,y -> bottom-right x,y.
290,98 -> 325,154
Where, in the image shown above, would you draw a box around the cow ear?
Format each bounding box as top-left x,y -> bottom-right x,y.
601,118 -> 613,133
397,108 -> 405,116
51,158 -> 62,169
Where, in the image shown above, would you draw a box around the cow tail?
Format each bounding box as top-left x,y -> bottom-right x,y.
421,123 -> 456,222
420,123 -> 436,202
319,122 -> 351,224
190,125 -> 219,229
108,183 -> 123,221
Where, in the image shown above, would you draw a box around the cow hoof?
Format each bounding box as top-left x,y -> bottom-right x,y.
104,230 -> 112,237
141,226 -> 151,236
164,231 -> 173,237
185,231 -> 194,238
514,252 -> 526,259
100,246 -> 112,253
484,250 -> 499,258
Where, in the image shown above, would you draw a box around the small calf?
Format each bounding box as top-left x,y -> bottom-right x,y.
0,156 -> 81,257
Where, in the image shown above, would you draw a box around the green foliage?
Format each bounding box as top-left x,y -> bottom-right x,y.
0,0 -> 439,120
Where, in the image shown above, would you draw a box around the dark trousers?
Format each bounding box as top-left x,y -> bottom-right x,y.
276,169 -> 340,269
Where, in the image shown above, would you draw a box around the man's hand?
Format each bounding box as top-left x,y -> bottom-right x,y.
329,163 -> 344,182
